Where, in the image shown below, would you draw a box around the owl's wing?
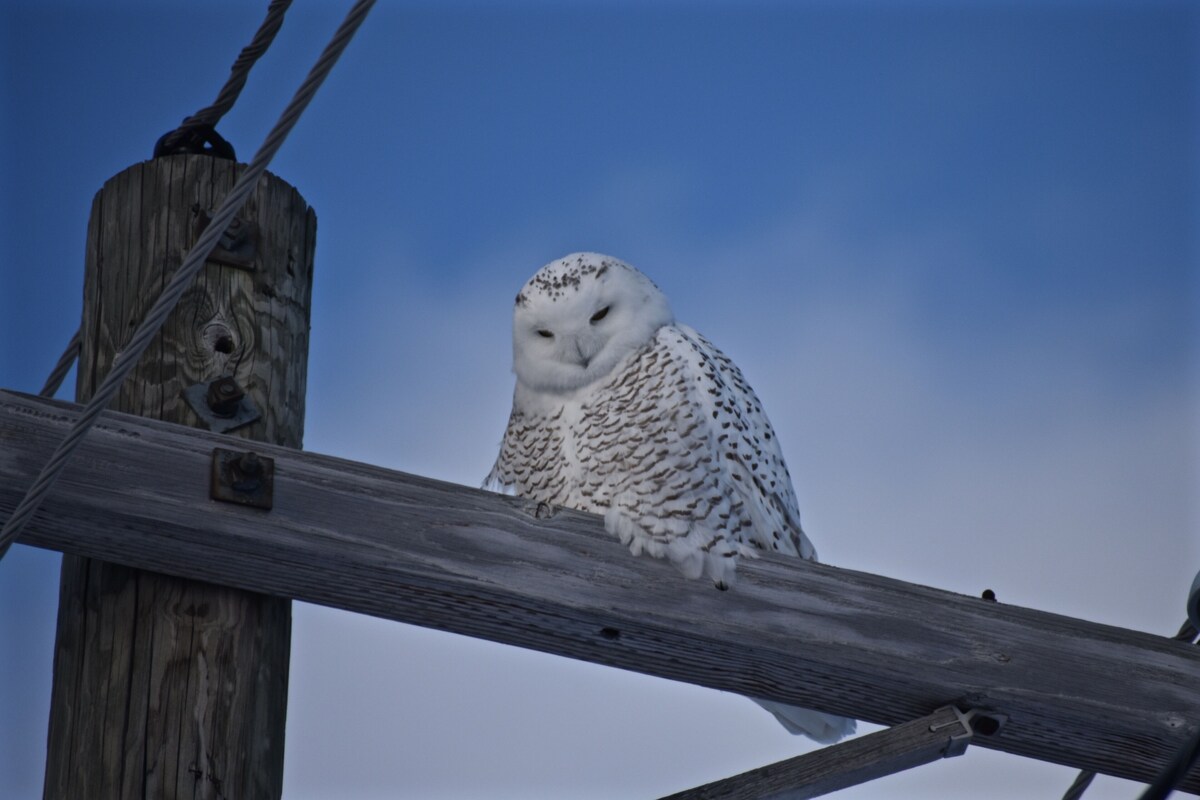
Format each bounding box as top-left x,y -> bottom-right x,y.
482,472 -> 517,495
665,324 -> 817,562
482,404 -> 520,495
663,326 -> 854,740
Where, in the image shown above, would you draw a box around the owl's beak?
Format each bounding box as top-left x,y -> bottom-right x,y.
573,339 -> 591,369
566,335 -> 595,369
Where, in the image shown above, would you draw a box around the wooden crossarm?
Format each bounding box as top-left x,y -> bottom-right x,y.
2,388 -> 1197,792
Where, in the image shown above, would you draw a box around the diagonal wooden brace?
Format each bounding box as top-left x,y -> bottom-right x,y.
662,705 -> 1002,800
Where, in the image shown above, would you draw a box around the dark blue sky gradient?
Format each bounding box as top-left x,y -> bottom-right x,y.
2,3 -> 1196,798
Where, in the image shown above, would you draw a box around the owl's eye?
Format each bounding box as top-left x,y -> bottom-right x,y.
590,306 -> 611,323
536,329 -> 554,338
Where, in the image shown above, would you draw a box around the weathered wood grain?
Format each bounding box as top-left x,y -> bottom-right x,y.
3,389 -> 1197,793
43,155 -> 313,800
77,155 -> 314,441
662,705 -> 977,799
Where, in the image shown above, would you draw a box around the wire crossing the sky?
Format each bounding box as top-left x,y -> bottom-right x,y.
38,328 -> 80,399
39,1 -> 297,398
156,0 -> 294,158
0,0 -> 376,560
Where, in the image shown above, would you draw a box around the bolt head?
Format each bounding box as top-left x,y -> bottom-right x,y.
205,376 -> 245,417
237,452 -> 262,476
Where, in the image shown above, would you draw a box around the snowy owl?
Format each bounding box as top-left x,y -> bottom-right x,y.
485,252 -> 855,743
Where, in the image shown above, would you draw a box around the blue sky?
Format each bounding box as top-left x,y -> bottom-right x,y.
2,1 -> 1197,798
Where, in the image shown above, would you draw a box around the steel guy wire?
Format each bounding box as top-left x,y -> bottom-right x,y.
158,0 -> 294,154
39,328 -> 81,399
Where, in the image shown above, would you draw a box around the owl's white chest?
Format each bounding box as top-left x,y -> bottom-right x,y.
500,342 -> 665,514
555,398 -> 588,489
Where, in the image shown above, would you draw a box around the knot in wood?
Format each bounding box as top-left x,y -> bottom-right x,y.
203,321 -> 237,356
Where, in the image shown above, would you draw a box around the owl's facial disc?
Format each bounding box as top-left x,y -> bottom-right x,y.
512,253 -> 673,394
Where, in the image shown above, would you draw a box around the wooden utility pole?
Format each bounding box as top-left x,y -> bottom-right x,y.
43,154 -> 315,799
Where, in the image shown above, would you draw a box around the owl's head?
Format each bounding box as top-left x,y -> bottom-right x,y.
512,252 -> 674,394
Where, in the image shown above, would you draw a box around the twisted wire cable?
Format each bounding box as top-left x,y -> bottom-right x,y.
42,2 -> 297,388
158,0 -> 294,153
38,328 -> 82,398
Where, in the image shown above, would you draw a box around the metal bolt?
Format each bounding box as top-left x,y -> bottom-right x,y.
210,447 -> 274,510
237,452 -> 262,476
205,376 -> 245,418
230,452 -> 263,493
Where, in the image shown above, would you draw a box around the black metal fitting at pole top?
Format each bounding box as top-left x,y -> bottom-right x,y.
154,123 -> 236,161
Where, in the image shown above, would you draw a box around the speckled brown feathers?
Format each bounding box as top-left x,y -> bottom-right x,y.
487,324 -> 815,585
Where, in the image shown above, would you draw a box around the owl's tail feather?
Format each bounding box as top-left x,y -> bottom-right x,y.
750,698 -> 856,744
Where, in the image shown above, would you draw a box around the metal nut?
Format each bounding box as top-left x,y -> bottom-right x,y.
211,448 -> 273,510
205,376 -> 245,418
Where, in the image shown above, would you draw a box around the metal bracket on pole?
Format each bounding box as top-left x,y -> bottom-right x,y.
929,705 -> 1005,758
210,448 -> 274,510
193,207 -> 259,270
